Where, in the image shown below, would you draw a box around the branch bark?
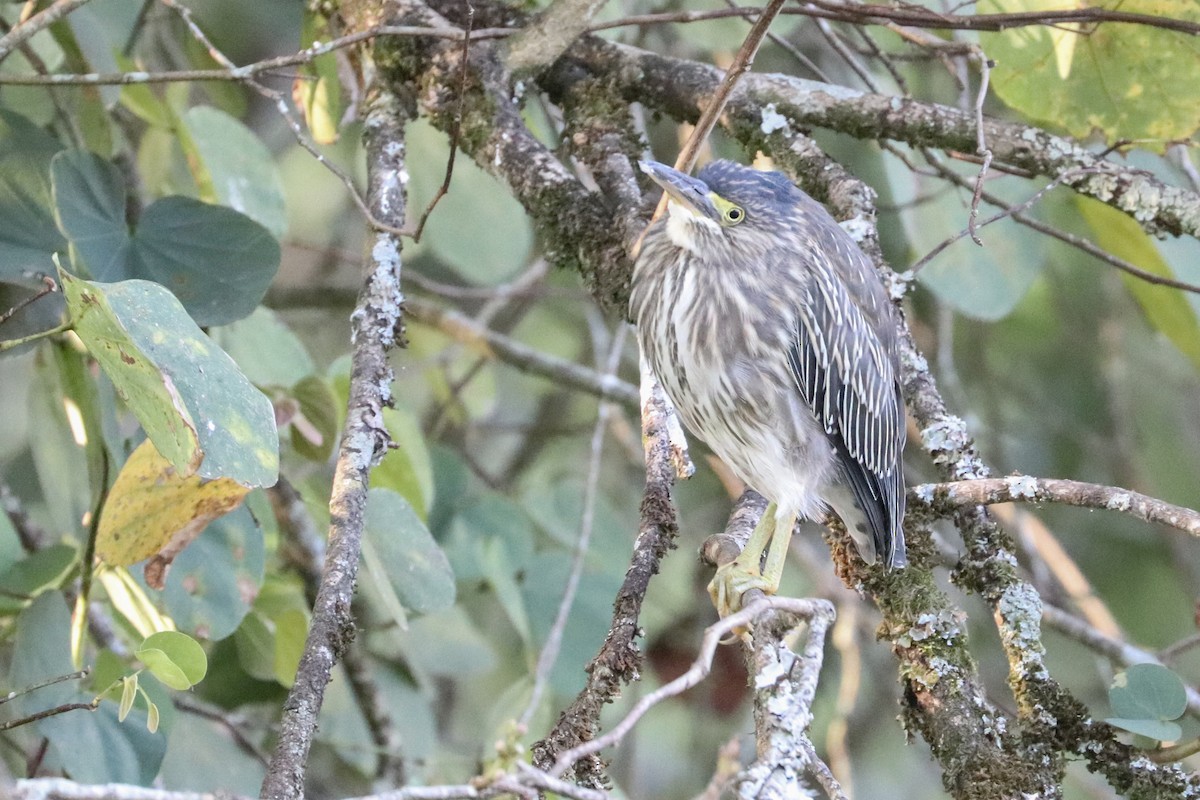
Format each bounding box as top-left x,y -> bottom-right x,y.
259,89 -> 409,800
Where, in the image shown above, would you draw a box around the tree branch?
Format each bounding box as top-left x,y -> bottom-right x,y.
913,476 -> 1200,539
259,88 -> 409,800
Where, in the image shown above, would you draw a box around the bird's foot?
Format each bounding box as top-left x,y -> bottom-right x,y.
707,557 -> 778,619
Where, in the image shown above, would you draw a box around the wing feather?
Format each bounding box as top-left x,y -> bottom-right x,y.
784,250 -> 907,566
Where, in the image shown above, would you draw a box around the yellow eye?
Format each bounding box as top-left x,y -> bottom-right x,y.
723,205 -> 745,225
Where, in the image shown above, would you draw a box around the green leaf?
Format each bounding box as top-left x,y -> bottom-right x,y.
61,271 -> 279,486
181,106 -> 288,239
363,488 -> 455,615
981,0 -> 1200,143
155,503 -> 265,641
884,153 -> 1042,320
50,150 -> 280,326
0,544 -> 78,610
145,697 -> 160,733
1109,663 -> 1188,722
0,110 -> 66,282
295,15 -> 345,145
406,118 -> 533,285
211,307 -> 316,388
1105,717 -> 1183,742
118,675 -> 137,722
371,406 -> 435,517
233,610 -> 276,682
28,352 -> 91,534
136,631 -> 208,690
235,577 -> 310,686
1077,197 -> 1200,370
11,593 -> 166,784
288,376 -> 339,462
272,608 -> 308,688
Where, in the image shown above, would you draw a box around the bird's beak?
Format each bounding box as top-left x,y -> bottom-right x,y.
639,160 -> 719,220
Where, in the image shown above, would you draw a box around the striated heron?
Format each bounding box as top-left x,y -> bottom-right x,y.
630,159 -> 907,616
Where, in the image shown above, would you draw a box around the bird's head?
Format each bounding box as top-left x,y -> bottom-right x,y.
639,159 -> 803,251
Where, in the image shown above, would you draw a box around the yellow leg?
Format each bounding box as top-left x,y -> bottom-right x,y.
707,503 -> 796,617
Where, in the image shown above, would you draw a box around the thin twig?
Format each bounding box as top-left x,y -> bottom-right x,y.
1,670 -> 89,706
910,167 -> 1095,273
518,325 -> 628,729
679,0 -> 787,174
549,597 -> 831,779
403,297 -> 638,406
0,0 -> 95,64
0,276 -> 58,329
407,4 -> 473,242
1041,604 -> 1200,718
0,700 -> 99,731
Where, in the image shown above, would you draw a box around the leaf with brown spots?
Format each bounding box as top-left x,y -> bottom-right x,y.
98,439 -> 249,588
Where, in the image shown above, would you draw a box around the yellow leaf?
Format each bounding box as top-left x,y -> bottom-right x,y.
97,439 -> 250,586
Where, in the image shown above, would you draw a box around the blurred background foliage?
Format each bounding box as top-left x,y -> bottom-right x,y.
1,0 -> 1199,798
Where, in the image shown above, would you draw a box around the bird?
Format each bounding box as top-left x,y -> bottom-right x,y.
630,159 -> 907,616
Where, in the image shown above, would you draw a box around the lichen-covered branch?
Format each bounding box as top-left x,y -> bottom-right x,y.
559,39 -> 1200,241
913,476 -> 1200,538
259,89 -> 409,800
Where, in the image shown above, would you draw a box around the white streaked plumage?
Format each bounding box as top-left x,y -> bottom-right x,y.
630,159 -> 907,567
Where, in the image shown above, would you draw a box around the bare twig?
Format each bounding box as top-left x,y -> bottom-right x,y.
0,276 -> 58,328
0,0 -> 95,64
1,670 -> 89,706
0,700 -> 99,731
408,5 -> 474,242
402,297 -> 638,406
912,476 -> 1200,538
549,596 -> 833,779
531,355 -> 681,787
675,0 -> 787,176
518,326 -> 628,729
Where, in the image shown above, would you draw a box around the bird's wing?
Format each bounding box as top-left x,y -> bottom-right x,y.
784,248 -> 906,565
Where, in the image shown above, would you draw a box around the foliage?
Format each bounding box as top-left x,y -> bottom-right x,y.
0,0 -> 1199,798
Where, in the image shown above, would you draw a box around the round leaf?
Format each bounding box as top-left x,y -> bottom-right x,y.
136,630 -> 208,689
155,503 -> 265,641
51,151 -> 280,326
1105,717 -> 1183,742
1109,663 -> 1188,722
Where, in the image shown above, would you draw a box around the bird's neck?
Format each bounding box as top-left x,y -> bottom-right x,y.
664,201 -> 719,253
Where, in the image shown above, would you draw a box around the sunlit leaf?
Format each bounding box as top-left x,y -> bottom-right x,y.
136,630 -> 208,690
1077,197 -> 1200,371
982,0 -> 1200,143
97,439 -> 250,587
118,675 -> 137,722
61,271 -> 280,486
